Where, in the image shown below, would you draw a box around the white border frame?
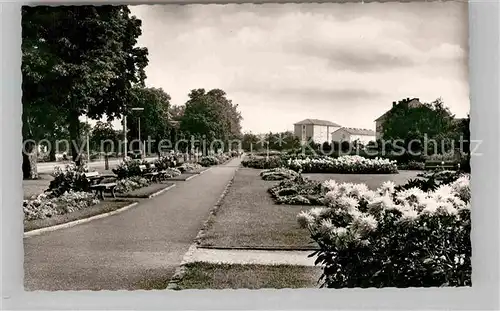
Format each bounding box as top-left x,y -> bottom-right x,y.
1,0 -> 498,310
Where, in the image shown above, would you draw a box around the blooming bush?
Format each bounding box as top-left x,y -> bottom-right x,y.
112,159 -> 149,178
24,191 -> 99,221
260,168 -> 299,181
241,156 -> 283,169
115,176 -> 150,193
163,167 -> 182,178
269,175 -> 325,205
199,156 -> 219,167
48,163 -> 91,197
298,174 -> 471,288
178,163 -> 203,173
286,155 -> 398,174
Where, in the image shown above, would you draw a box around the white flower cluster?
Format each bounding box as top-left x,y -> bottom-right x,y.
23,191 -> 98,221
287,155 -> 398,173
179,163 -> 203,172
297,174 -> 470,248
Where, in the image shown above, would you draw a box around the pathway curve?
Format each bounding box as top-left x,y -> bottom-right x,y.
24,158 -> 242,290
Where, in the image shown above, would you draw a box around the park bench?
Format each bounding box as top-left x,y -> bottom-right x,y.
424,160 -> 459,171
83,171 -> 118,200
139,164 -> 159,183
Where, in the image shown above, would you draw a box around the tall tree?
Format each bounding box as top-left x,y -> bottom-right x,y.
180,89 -> 243,153
382,98 -> 455,154
22,5 -> 148,178
126,87 -> 172,156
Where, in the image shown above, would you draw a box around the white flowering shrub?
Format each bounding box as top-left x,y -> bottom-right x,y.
178,163 -> 203,173
115,176 -> 150,193
260,168 -> 299,181
24,191 -> 99,221
298,174 -> 471,288
286,155 -> 398,174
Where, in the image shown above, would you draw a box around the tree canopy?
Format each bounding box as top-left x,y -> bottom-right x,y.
180,89 -> 243,148
22,5 -> 148,163
382,98 -> 455,154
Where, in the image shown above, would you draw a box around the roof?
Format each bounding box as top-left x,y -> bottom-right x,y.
294,119 -> 341,127
333,127 -> 376,136
374,98 -> 422,122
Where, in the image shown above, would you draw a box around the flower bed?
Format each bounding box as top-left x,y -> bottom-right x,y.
286,155 -> 398,174
269,175 -> 325,205
200,156 -> 219,167
260,168 -> 299,181
297,173 -> 471,288
24,191 -> 99,221
163,167 -> 182,178
155,155 -> 177,170
112,159 -> 150,178
48,163 -> 91,196
115,176 -> 150,193
241,156 -> 283,169
178,163 -> 203,173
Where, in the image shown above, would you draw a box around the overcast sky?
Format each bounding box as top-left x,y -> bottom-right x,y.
129,2 -> 469,134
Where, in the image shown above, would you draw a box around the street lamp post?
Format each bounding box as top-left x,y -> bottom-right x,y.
131,107 -> 145,158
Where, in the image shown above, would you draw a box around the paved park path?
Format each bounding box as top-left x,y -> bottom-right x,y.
24,157 -> 242,290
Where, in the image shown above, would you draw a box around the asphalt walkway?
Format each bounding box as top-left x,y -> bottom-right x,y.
24,158 -> 241,290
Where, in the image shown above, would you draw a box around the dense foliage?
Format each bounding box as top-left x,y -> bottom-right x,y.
48,163 -> 91,197
298,173 -> 471,288
269,175 -> 325,205
22,6 -> 148,176
112,159 -> 150,178
241,156 -> 283,169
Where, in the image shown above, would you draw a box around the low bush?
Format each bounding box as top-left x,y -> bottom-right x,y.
398,161 -> 425,171
24,191 -> 99,221
112,159 -> 149,178
241,156 -> 283,169
286,155 -> 398,174
155,155 -> 177,170
260,168 -> 299,181
163,167 -> 182,178
115,176 -> 150,193
48,163 -> 91,197
178,163 -> 203,173
298,174 -> 471,288
269,175 -> 325,205
200,156 -> 219,167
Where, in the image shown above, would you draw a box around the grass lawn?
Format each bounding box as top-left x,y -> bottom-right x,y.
115,182 -> 175,198
200,168 -> 314,250
176,262 -> 323,289
302,170 -> 420,189
24,199 -> 136,232
23,174 -> 52,199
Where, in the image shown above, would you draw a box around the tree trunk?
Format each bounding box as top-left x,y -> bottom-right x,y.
68,110 -> 81,166
49,138 -> 57,162
22,141 -> 38,180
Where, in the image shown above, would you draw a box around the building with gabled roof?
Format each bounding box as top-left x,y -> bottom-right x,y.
293,119 -> 342,145
331,127 -> 376,145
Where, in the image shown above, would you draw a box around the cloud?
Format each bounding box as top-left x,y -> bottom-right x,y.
130,2 -> 470,133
